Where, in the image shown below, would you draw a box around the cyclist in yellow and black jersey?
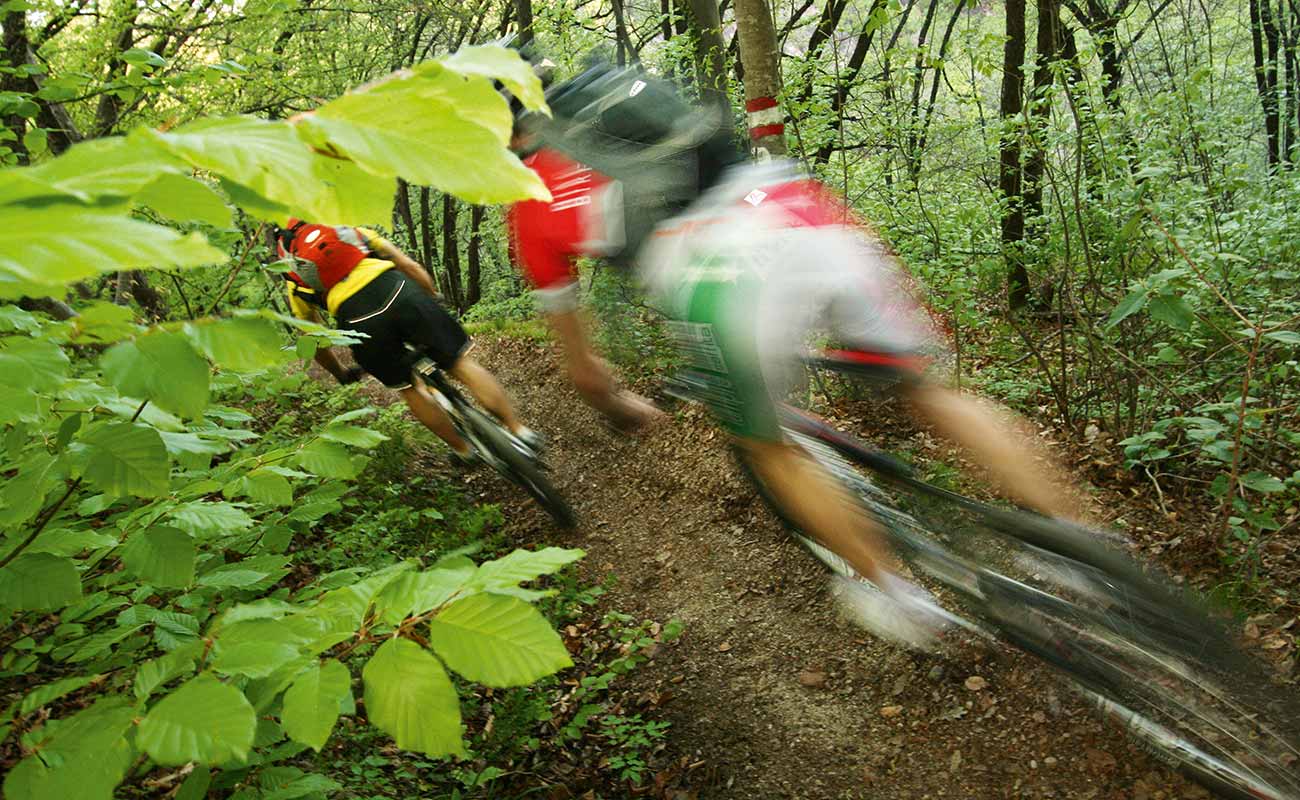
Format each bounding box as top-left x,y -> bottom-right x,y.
277,218 -> 540,461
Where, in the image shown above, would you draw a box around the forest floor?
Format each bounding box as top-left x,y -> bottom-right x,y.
377,333 -> 1298,800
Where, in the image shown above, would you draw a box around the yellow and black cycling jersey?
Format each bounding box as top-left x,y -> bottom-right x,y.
284,227 -> 396,320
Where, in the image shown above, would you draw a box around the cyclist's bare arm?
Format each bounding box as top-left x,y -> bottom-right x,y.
371,239 -> 439,298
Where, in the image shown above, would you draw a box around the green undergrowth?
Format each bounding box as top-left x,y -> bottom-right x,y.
262,383 -> 685,798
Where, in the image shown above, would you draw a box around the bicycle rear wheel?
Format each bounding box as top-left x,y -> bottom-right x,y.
457,404 -> 577,529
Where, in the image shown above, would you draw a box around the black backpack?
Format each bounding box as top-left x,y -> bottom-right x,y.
523,64 -> 744,266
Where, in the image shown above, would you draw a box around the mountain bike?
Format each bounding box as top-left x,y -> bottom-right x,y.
667,354 -> 1300,800
411,354 -> 576,528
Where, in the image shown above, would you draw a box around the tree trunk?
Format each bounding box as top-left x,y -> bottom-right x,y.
687,0 -> 731,120
467,206 -> 484,308
1,9 -> 31,162
1251,0 -> 1282,169
395,180 -> 420,254
419,186 -> 439,283
1000,0 -> 1029,309
734,0 -> 786,157
661,0 -> 674,42
515,0 -> 534,46
441,194 -> 464,312
93,15 -> 138,137
1022,0 -> 1061,237
612,0 -> 638,65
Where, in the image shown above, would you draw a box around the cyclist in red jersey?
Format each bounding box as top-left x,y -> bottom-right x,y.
506,137 -> 664,433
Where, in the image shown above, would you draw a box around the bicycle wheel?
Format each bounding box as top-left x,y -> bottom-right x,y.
457,404 -> 577,529
860,464 -> 1300,799
977,555 -> 1300,800
749,418 -> 1300,799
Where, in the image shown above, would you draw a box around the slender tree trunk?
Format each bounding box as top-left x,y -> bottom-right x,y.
1284,2 -> 1296,163
419,186 -> 438,284
612,0 -> 638,65
734,0 -> 786,157
1252,0 -> 1282,168
467,206 -> 484,308
1023,0 -> 1061,236
1263,0 -> 1284,169
1,9 -> 31,162
395,180 -> 419,254
515,0 -> 534,46
441,195 -> 463,312
1000,0 -> 1030,309
904,0 -> 943,179
93,15 -> 137,137
661,0 -> 674,41
687,0 -> 731,121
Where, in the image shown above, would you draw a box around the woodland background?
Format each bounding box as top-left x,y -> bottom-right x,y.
1,0 -> 1298,797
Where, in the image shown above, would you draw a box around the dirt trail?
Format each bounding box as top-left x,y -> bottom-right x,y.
455,336 -> 1207,800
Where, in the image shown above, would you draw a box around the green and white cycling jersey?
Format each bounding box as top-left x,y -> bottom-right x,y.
640,162 -> 938,440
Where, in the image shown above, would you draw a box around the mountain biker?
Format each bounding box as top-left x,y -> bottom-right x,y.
504,67 -> 665,434
532,64 -> 1082,648
276,219 -> 539,463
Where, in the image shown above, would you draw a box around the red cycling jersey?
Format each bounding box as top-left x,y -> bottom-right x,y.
506,148 -> 619,311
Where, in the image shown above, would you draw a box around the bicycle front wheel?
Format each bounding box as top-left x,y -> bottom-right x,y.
459,405 -> 577,529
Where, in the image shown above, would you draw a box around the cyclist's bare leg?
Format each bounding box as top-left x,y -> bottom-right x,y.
399,381 -> 470,454
903,383 -> 1082,520
548,308 -> 663,432
447,356 -> 525,436
737,437 -> 891,585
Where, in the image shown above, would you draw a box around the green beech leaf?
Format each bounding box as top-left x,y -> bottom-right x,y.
296,439 -> 358,478
175,766 -> 211,800
79,422 -> 170,497
362,637 -> 463,757
427,593 -> 572,687
135,173 -> 233,227
281,659 -> 351,751
29,528 -> 119,556
318,424 -> 389,448
236,469 -> 293,506
1147,292 -> 1194,330
121,526 -> 195,588
469,547 -> 584,591
0,205 -> 225,297
122,48 -> 166,67
185,316 -> 290,371
1264,330 -> 1300,345
297,61 -> 548,205
1105,287 -> 1148,329
0,452 -> 62,527
102,330 -> 210,418
18,674 -> 101,714
0,553 -> 81,610
373,562 -> 476,624
136,116 -> 393,225
136,673 -> 256,765
212,618 -> 305,678
2,699 -> 135,800
134,645 -> 200,700
0,336 -> 69,392
441,45 -> 548,116
7,136 -> 185,202
167,500 -> 255,538
1240,471 -> 1285,493
67,301 -> 140,344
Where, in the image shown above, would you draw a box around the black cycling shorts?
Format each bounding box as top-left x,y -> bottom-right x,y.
334,270 -> 469,389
